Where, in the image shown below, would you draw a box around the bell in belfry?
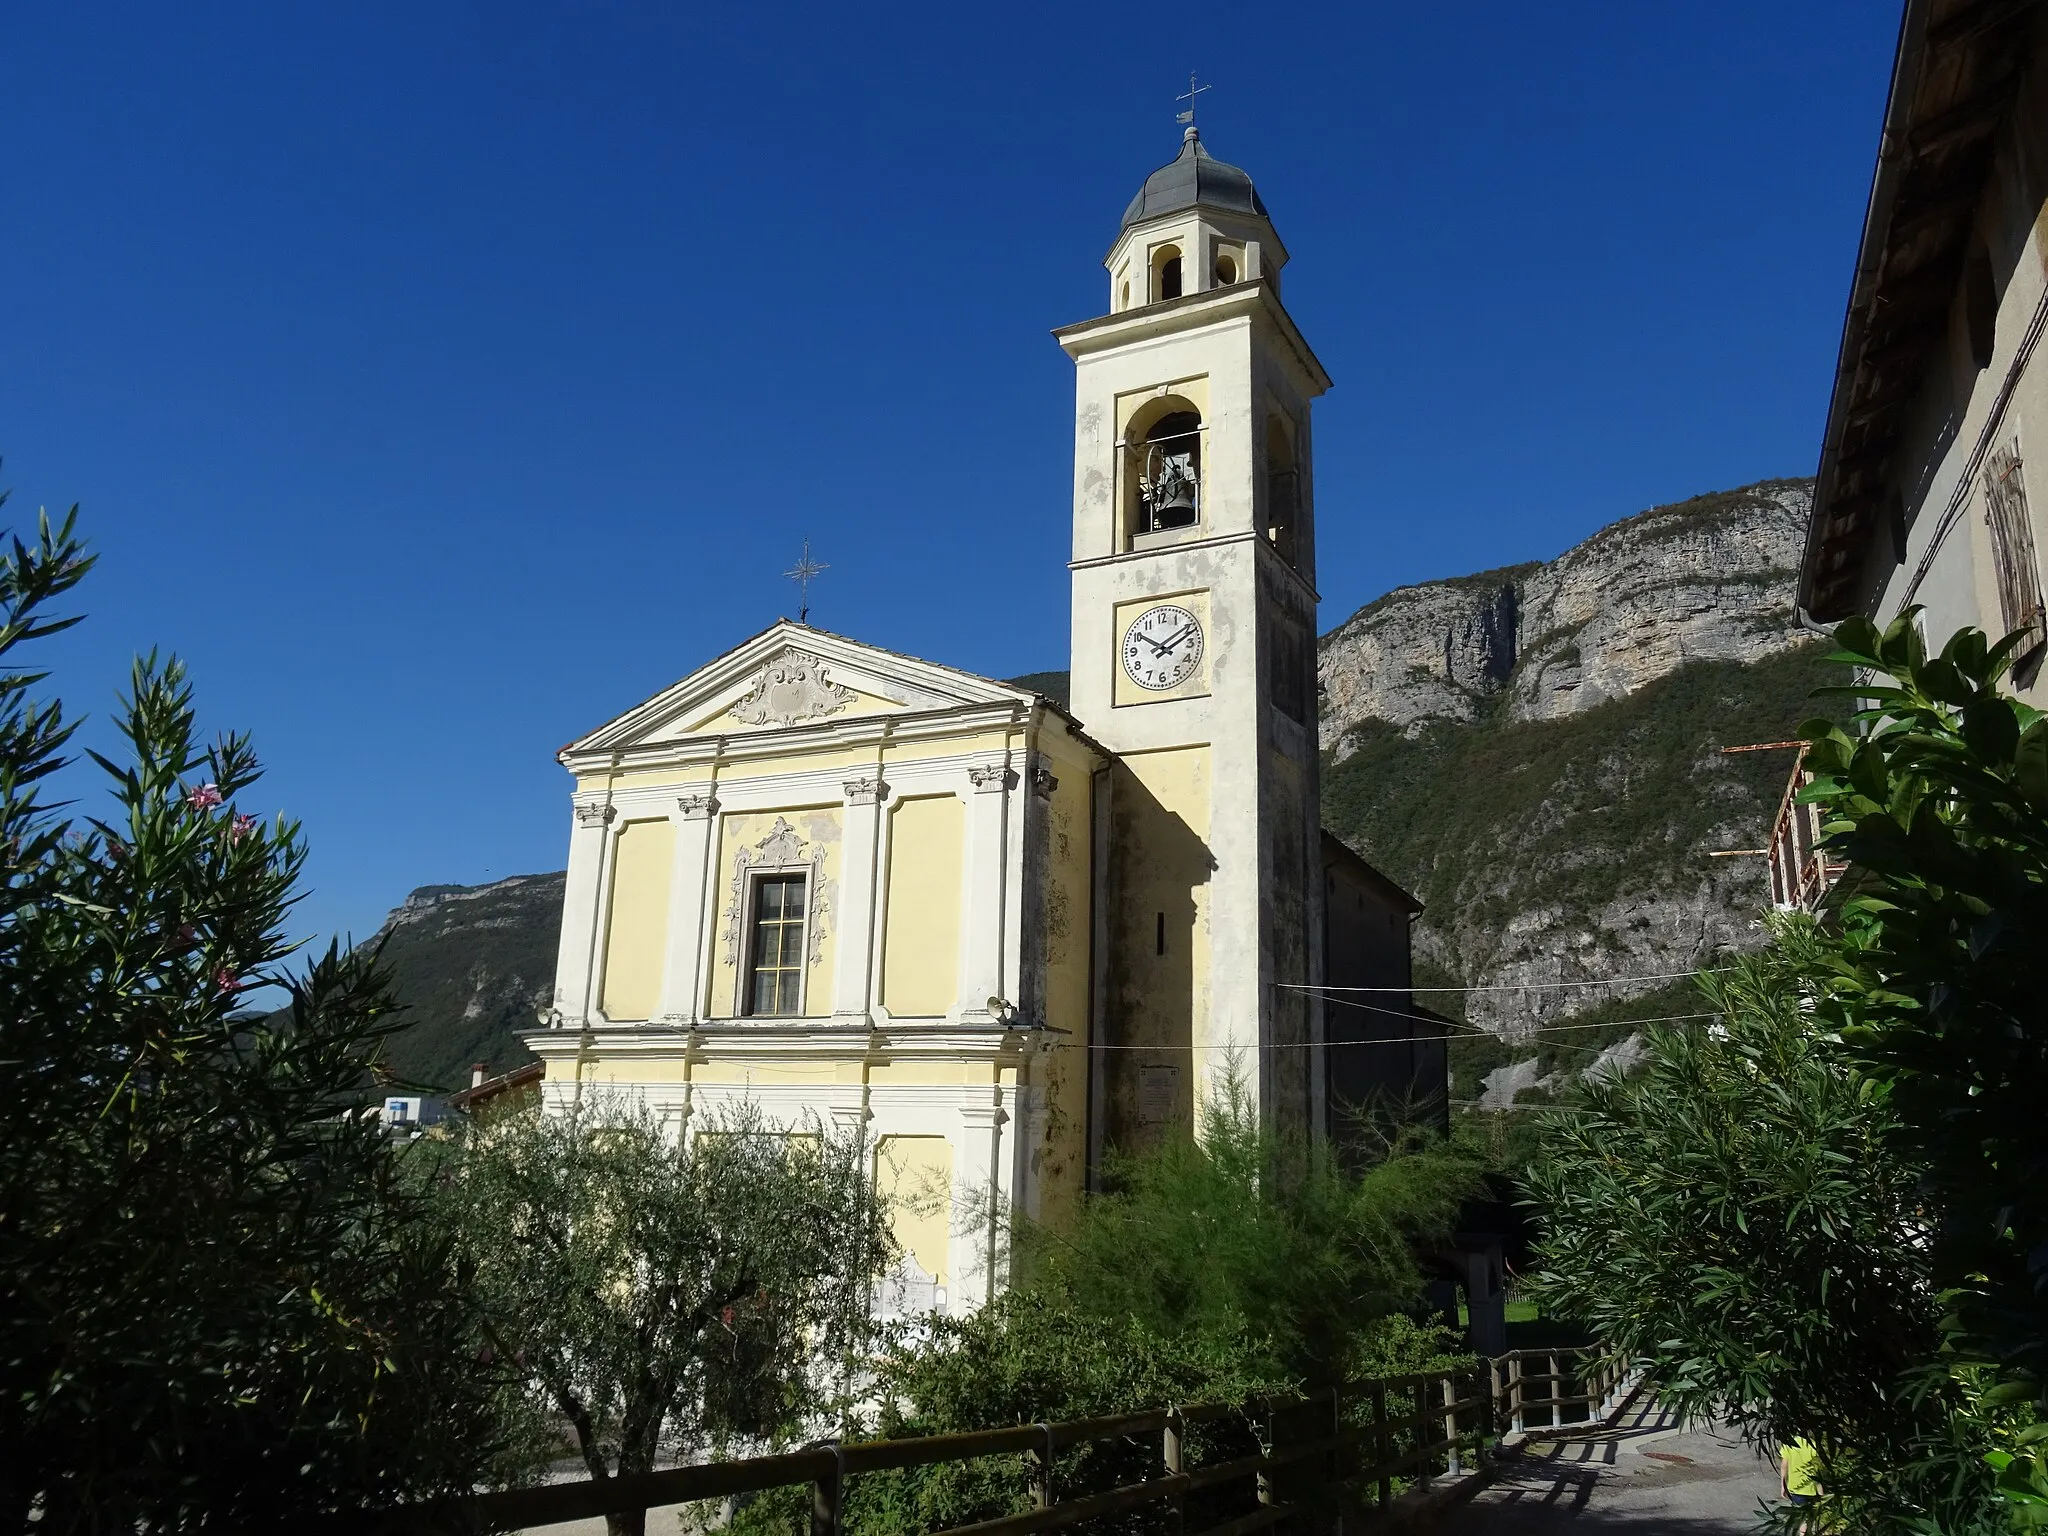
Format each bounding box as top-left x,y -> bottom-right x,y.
1144,445 -> 1200,530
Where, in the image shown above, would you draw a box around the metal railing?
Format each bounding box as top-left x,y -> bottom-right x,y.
368,1345 -> 1633,1535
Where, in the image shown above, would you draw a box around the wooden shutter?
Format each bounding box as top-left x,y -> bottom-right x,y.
1984,442 -> 2046,662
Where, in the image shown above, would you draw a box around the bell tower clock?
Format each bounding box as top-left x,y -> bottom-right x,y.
1056,125 -> 1331,1148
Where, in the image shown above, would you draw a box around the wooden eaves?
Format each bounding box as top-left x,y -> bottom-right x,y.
1800,0 -> 2042,621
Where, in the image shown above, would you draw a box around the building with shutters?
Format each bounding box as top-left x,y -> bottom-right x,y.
1801,0 -> 2048,684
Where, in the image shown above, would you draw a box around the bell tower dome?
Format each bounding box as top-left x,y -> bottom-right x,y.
1056,127 -> 1332,1146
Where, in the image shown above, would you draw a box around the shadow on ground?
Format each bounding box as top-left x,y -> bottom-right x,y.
1429,1401 -> 1783,1533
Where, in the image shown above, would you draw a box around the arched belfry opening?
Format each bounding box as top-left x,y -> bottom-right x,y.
1123,402 -> 1203,540
1265,414 -> 1301,564
1153,245 -> 1183,302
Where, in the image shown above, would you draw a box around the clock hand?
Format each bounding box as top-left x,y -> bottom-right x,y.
1158,624 -> 1197,652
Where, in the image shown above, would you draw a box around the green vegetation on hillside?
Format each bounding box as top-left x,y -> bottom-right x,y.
1323,641 -> 1849,968
372,874 -> 561,1092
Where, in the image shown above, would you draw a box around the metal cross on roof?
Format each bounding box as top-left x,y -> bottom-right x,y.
784,538 -> 828,625
1176,72 -> 1210,127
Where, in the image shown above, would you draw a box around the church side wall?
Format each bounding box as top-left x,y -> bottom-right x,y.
1028,718 -> 1100,1233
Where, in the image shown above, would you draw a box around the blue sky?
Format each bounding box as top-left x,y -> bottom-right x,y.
3,2 -> 1898,947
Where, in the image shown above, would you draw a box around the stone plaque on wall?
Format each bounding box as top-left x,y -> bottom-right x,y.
1138,1064 -> 1182,1125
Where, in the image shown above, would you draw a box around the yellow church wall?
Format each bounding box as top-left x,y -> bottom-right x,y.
599,817 -> 676,1020
1104,743 -> 1212,1147
707,807 -> 843,1019
879,794 -> 964,1017
875,1136 -> 954,1286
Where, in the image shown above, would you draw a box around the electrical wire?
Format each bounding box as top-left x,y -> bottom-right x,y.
1078,1011 -> 1722,1049
1278,968 -> 1729,995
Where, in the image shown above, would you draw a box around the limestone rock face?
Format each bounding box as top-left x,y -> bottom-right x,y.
1319,480 -> 1812,753
1316,478 -> 1828,1057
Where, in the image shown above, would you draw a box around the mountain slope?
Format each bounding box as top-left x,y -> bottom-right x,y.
369,873 -> 561,1093
1319,479 -> 1835,1038
1323,643 -> 1840,1036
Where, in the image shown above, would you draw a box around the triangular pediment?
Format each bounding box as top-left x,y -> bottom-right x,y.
564,623 -> 1040,758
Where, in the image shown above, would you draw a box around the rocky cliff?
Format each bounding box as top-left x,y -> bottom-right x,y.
1319,479 -> 1838,1047
1320,480 -> 1813,745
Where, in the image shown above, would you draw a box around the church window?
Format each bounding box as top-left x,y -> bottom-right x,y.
1214,251 -> 1238,285
744,873 -> 808,1016
1120,280 -> 1131,311
1156,912 -> 1166,956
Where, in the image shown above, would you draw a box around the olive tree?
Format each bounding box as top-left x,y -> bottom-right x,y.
445,1094 -> 893,1536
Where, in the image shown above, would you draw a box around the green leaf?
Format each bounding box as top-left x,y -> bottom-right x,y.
1962,697 -> 2022,764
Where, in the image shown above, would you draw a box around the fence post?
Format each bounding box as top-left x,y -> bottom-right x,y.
1483,1358 -> 1501,1465
1508,1353 -> 1524,1434
1548,1351 -> 1561,1431
1442,1374 -> 1461,1478
810,1443 -> 843,1536
1164,1405 -> 1186,1536
1371,1380 -> 1391,1509
1413,1380 -> 1431,1481
1029,1422 -> 1054,1511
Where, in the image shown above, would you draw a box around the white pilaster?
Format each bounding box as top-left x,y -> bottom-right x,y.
833,776 -> 886,1023
552,801 -> 616,1027
948,1095 -> 1009,1311
655,792 -> 719,1024
956,764 -> 1013,1022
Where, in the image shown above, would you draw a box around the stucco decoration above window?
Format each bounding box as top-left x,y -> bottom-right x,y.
728,649 -> 855,727
721,817 -> 830,970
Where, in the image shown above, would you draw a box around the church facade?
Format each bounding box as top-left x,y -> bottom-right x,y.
526,128 -> 1426,1314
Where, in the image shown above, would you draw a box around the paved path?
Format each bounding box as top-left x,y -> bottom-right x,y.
1427,1398 -> 1787,1533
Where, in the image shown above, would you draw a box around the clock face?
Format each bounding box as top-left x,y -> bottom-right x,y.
1121,603 -> 1205,691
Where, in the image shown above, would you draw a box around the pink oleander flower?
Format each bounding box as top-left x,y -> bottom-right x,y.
186,783 -> 224,811
230,814 -> 258,842
214,966 -> 245,995
174,923 -> 197,951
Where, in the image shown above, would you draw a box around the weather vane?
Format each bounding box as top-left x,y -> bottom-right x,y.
1176,72 -> 1209,128
784,538 -> 828,625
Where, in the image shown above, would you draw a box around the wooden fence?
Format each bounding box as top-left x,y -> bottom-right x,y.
389,1345 -> 1632,1536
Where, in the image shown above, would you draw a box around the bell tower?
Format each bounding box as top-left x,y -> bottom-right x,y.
1057,126 -> 1331,1146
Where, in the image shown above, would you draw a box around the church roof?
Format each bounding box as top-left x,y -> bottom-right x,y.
1120,127 -> 1267,232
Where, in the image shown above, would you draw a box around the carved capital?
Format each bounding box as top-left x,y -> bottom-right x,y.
729,648 -> 854,727
842,776 -> 886,806
968,764 -> 1015,795
574,802 -> 617,828
676,792 -> 719,821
